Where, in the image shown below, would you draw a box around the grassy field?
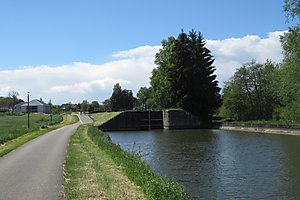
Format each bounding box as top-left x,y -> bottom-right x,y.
0,113 -> 63,144
0,114 -> 78,157
64,112 -> 190,200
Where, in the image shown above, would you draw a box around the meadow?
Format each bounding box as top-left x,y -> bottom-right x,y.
0,113 -> 63,144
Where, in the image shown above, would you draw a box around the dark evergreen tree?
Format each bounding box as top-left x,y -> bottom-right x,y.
110,83 -> 135,111
170,30 -> 221,120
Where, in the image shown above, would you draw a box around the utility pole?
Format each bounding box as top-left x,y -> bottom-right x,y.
27,91 -> 30,129
49,99 -> 52,121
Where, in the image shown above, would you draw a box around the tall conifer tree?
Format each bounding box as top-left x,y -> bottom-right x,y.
170,30 -> 221,120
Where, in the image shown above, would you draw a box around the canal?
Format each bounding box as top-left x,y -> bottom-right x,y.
108,129 -> 300,199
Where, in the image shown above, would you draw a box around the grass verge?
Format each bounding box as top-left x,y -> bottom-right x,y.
0,114 -> 79,157
63,124 -> 146,200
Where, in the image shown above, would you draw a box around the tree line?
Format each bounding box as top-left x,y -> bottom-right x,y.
0,91 -> 23,113
221,0 -> 300,123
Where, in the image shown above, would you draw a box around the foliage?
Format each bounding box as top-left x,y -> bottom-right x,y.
80,100 -> 89,112
277,25 -> 300,122
79,100 -> 101,113
220,60 -> 279,121
8,90 -> 20,114
221,1 -> 300,123
151,36 -> 176,108
102,98 -> 111,111
170,31 -> 221,120
151,30 -> 221,120
0,93 -> 23,113
137,87 -> 152,105
221,50 -> 300,123
284,0 -> 300,22
60,102 -> 81,113
88,100 -> 100,112
110,83 -> 136,111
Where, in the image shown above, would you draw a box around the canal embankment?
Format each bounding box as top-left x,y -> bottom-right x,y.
221,122 -> 300,136
63,112 -> 190,200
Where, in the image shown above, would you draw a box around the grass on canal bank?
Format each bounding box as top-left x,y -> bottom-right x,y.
89,112 -> 120,127
224,120 -> 300,127
64,112 -> 190,200
0,114 -> 79,157
63,125 -> 147,200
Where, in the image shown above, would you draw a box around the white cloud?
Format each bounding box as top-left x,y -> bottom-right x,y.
0,31 -> 285,104
0,47 -> 159,104
112,45 -> 161,59
206,31 -> 285,86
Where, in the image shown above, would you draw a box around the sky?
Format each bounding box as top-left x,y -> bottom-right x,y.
0,0 -> 295,104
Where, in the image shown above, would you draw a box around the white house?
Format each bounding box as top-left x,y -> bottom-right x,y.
15,99 -> 51,114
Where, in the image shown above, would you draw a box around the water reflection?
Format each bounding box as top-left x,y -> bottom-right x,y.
108,129 -> 300,199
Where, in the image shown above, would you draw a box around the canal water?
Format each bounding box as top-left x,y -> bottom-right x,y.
108,129 -> 300,199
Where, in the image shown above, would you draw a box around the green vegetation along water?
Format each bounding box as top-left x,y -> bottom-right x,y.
109,129 -> 300,199
64,113 -> 190,200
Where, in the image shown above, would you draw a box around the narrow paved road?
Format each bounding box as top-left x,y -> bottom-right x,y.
0,114 -> 93,200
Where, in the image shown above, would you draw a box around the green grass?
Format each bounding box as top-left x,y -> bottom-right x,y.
89,112 -> 120,127
65,112 -> 190,200
0,113 -> 63,144
64,124 -> 146,200
0,114 -> 79,157
225,120 -> 300,126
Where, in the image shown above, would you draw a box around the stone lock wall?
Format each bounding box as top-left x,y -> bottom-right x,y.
163,110 -> 202,129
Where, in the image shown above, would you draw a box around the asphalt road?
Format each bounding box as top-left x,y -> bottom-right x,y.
0,114 -> 93,200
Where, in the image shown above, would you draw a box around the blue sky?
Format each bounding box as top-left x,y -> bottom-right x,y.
0,0 -> 291,68
0,0 -> 295,104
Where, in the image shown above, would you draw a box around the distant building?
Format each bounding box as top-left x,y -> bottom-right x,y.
15,99 -> 51,114
13,102 -> 25,113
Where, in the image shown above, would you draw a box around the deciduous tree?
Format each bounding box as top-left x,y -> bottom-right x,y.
151,37 -> 176,108
220,61 -> 279,121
